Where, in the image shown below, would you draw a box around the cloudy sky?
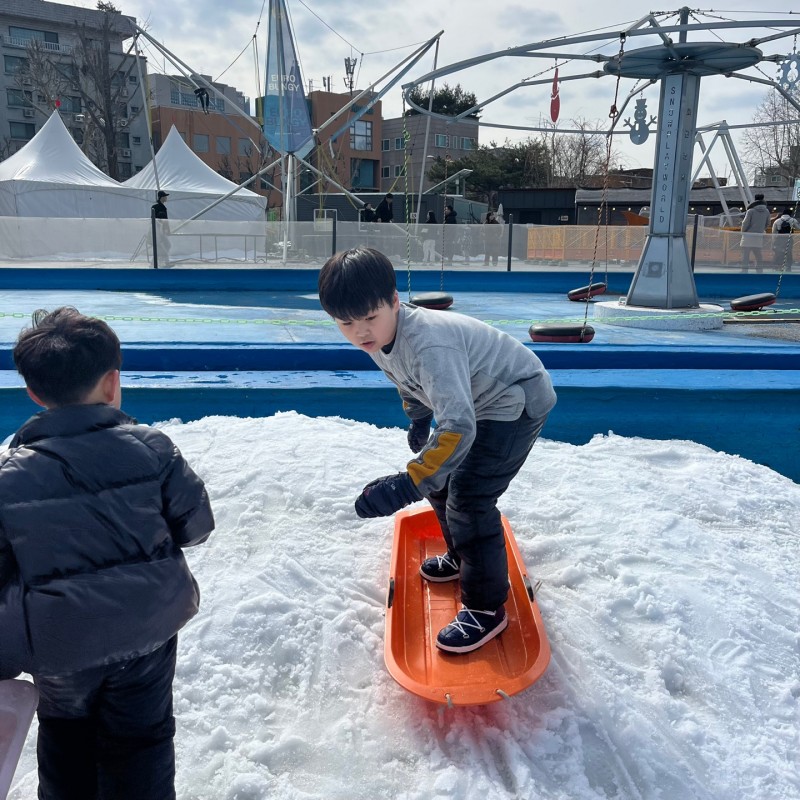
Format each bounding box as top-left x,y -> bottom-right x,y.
62,1 -> 798,175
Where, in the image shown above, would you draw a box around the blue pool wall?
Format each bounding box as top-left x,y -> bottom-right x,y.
0,268 -> 798,483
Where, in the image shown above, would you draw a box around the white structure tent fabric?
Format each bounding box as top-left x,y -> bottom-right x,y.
123,127 -> 267,221
0,112 -> 146,218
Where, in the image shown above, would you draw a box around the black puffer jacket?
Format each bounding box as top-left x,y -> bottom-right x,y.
0,404 -> 214,676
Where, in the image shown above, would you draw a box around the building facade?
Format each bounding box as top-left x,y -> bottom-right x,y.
0,0 -> 148,179
147,73 -> 273,197
380,113 -> 479,196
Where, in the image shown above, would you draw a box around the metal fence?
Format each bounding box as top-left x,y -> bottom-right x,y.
0,216 -> 794,270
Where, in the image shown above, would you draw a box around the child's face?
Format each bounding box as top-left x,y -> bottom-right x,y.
334,293 -> 399,353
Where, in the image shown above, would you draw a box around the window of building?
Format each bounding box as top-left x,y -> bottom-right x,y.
8,27 -> 58,45
118,162 -> 132,180
350,158 -> 376,189
71,129 -> 83,145
61,96 -> 81,113
193,133 -> 209,153
381,165 -> 390,178
128,74 -> 138,84
130,105 -> 140,114
178,131 -> 187,141
381,138 -> 390,151
434,134 -> 448,148
216,136 -> 231,155
116,132 -> 130,149
461,137 -> 474,150
9,122 -> 35,140
350,119 -> 372,151
238,138 -> 251,156
394,137 -> 405,150
3,56 -> 28,74
132,135 -> 141,145
394,165 -> 405,177
6,88 -> 32,107
239,171 -> 253,183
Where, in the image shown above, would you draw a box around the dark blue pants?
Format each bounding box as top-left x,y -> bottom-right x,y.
426,411 -> 548,610
34,636 -> 177,800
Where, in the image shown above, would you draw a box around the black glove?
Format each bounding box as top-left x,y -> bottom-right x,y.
355,472 -> 422,518
407,415 -> 433,453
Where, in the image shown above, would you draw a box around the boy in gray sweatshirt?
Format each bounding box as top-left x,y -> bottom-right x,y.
318,247 -> 556,654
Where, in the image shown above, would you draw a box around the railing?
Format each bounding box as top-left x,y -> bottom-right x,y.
1,35 -> 72,54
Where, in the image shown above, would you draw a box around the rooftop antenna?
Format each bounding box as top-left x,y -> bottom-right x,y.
344,57 -> 357,96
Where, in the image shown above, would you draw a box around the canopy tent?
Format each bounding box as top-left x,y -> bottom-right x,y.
0,112 -> 146,218
123,127 -> 267,221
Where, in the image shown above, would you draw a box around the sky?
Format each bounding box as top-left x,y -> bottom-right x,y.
44,0 -> 799,179
7,412 -> 800,799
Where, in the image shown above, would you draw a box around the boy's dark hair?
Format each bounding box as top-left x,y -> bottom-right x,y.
318,247 -> 397,320
13,307 -> 122,406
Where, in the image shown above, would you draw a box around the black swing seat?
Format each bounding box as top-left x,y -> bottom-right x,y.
410,291 -> 454,310
567,283 -> 607,302
529,324 -> 595,343
729,293 -> 776,312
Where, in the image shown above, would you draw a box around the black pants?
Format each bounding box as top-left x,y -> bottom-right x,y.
35,636 -> 178,800
426,411 -> 548,610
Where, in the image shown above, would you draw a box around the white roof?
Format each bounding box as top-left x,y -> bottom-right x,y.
0,111 -> 122,187
123,126 -> 266,220
124,126 -> 261,198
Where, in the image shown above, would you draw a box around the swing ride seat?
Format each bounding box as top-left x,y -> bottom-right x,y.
384,506 -> 551,706
567,283 -> 607,302
729,293 -> 776,312
529,324 -> 595,343
410,292 -> 454,310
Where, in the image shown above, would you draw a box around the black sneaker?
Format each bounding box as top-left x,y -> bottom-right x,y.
435,607 -> 508,654
419,553 -> 460,583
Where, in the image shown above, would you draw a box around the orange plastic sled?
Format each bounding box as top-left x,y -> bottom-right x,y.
384,506 -> 551,706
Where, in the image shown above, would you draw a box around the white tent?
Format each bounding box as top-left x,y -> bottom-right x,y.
0,112 -> 146,218
123,127 -> 267,221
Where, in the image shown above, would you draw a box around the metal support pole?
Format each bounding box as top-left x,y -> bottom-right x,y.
506,214 -> 514,272
332,215 -> 337,257
690,213 -> 699,272
150,208 -> 159,269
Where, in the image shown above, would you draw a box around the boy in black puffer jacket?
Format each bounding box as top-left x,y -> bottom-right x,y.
0,307 -> 214,800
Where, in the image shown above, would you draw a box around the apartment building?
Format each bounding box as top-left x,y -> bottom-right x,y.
0,0 -> 148,179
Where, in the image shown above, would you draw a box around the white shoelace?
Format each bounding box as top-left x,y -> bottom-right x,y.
436,554 -> 458,570
445,608 -> 492,637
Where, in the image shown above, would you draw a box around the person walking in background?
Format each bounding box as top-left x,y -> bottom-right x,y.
375,193 -> 394,223
771,206 -> 798,270
151,190 -> 171,267
483,211 -> 502,266
421,210 -> 437,264
443,204 -> 457,265
739,193 -> 770,273
361,203 -> 377,223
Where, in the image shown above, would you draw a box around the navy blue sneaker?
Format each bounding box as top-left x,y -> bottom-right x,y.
419,553 -> 460,583
436,606 -> 508,654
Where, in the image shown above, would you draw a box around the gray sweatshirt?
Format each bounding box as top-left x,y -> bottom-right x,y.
370,303 -> 557,494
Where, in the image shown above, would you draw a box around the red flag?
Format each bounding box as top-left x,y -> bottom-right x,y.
550,68 -> 560,123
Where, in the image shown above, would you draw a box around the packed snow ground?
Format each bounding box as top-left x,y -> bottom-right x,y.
8,413 -> 800,800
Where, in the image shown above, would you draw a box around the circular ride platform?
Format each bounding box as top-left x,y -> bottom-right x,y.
594,300 -> 724,331
603,42 -> 762,79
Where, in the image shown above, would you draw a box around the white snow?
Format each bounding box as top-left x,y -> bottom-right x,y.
8,412 -> 800,800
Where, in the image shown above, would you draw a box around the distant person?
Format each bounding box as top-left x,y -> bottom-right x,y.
151,190 -> 171,267
772,206 -> 799,269
739,193 -> 770,273
421,210 -> 437,264
318,247 -> 556,654
375,193 -> 394,223
0,307 -> 215,799
483,211 -> 502,266
443,203 -> 457,265
361,202 -> 377,223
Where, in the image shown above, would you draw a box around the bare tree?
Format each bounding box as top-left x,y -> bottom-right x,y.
739,92 -> 800,185
536,118 -> 625,187
14,2 -> 143,179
